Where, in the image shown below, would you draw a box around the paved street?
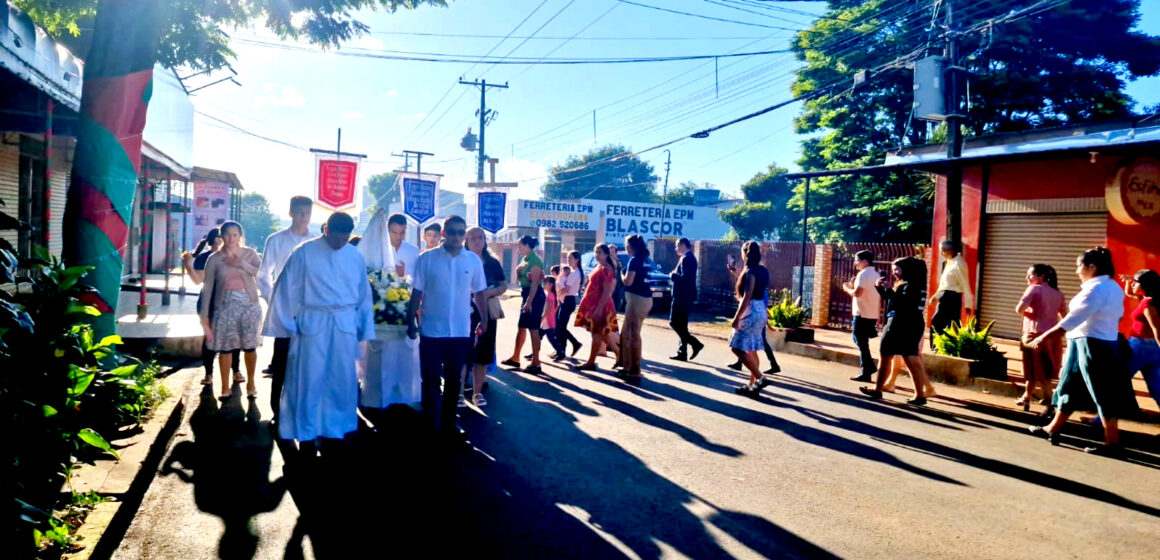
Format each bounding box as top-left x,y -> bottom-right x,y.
113,306 -> 1160,560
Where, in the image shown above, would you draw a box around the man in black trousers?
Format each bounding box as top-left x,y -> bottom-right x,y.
669,238 -> 704,361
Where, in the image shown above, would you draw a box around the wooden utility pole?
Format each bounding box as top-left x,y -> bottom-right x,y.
458,79 -> 509,181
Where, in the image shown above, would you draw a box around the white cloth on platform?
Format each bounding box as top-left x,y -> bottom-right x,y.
263,238 -> 374,441
258,228 -> 313,301
358,331 -> 422,408
358,212 -> 420,277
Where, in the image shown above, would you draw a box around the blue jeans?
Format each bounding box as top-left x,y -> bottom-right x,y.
851,316 -> 878,376
1129,336 -> 1160,407
420,336 -> 471,434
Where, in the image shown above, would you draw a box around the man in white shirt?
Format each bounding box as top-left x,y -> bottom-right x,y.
386,213 -> 420,276
843,250 -> 882,382
930,240 -> 974,348
263,212 -> 374,451
257,196 -> 314,425
407,215 -> 489,444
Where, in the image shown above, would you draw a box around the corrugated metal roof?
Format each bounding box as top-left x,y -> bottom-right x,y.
886,121 -> 1160,166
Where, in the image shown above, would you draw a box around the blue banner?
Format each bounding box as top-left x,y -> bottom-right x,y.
477,191 -> 507,234
402,178 -> 437,224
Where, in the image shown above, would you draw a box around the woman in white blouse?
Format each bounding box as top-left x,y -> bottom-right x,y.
1027,247 -> 1138,456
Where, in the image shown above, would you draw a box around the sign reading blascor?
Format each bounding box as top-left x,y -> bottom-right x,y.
1107,157 -> 1160,225
316,159 -> 359,210
513,198 -> 729,244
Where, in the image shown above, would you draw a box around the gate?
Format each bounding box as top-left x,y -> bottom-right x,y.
827,243 -> 928,329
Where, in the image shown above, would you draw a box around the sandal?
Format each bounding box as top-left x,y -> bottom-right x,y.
219,389 -> 232,400
473,393 -> 487,407
233,372 -> 245,383
201,375 -> 213,386
247,385 -> 258,398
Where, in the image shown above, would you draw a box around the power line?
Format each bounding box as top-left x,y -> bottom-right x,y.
615,0 -> 805,31
368,30 -> 779,41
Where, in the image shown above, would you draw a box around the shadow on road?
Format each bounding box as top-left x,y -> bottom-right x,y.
160,385 -> 286,559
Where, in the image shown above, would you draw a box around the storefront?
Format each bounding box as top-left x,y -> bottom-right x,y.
888,120 -> 1160,339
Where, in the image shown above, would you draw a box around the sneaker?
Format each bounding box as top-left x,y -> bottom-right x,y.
850,373 -> 874,383
727,361 -> 742,371
689,343 -> 704,360
473,393 -> 488,407
764,366 -> 780,375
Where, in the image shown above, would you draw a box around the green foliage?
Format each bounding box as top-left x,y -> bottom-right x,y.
1,205 -> 163,553
721,163 -> 794,241
15,0 -> 449,71
364,171 -> 400,211
932,316 -> 1000,361
665,181 -> 707,206
789,0 -> 1160,243
766,289 -> 809,329
237,192 -> 280,253
541,145 -> 659,202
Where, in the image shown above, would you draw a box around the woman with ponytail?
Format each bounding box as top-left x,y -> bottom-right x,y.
1015,264 -> 1068,411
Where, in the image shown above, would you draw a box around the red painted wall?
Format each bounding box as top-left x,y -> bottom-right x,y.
930,152 -> 1160,334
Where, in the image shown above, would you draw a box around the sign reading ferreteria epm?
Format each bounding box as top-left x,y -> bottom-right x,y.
514,198 -> 729,245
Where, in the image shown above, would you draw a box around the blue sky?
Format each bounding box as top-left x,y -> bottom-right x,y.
188,0 -> 1160,217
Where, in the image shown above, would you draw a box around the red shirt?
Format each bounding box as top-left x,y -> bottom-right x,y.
1130,297 -> 1155,339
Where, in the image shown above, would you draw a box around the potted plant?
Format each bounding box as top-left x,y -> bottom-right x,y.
766,289 -> 814,345
930,316 -> 1008,381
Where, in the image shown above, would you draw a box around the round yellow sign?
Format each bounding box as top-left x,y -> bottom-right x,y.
1107,157 -> 1160,225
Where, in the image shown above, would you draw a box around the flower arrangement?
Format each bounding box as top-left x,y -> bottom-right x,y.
369,269 -> 411,326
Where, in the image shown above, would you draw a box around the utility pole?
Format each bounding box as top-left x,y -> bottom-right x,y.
391,151 -> 412,172
660,149 -> 672,238
402,150 -> 433,178
459,78 -> 509,181
944,0 -> 964,249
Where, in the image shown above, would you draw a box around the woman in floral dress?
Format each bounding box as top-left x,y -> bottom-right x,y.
573,244 -> 620,371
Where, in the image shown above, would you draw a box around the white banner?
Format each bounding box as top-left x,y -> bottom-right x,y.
599,199 -> 728,245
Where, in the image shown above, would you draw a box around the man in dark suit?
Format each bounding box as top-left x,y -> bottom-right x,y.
669,238 -> 704,361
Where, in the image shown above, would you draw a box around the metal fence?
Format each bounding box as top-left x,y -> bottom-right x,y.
827,243 -> 929,329
697,240 -> 815,312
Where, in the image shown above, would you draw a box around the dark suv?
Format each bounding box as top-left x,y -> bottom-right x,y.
580,250 -> 673,311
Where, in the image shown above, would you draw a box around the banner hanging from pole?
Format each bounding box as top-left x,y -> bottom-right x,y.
477,191 -> 507,234
314,152 -> 363,212
399,171 -> 439,225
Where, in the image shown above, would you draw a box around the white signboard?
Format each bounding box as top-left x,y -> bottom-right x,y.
598,199 -> 729,245
515,200 -> 600,231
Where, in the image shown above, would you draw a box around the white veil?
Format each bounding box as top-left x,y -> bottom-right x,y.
358,210 -> 397,272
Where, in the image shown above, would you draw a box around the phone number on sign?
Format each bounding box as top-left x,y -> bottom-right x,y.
531,219 -> 591,230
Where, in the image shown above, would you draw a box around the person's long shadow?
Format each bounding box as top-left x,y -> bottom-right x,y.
160,385 -> 286,560
458,383 -> 841,559
644,361 -> 1160,518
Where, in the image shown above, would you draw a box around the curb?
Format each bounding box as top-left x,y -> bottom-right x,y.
64,367 -> 198,560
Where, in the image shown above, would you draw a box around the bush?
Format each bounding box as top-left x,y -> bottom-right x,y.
766,289 -> 810,329
932,316 -> 1001,360
1,203 -> 163,554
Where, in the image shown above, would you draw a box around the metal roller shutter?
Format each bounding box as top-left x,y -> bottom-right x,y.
0,145 -> 20,255
978,213 -> 1107,340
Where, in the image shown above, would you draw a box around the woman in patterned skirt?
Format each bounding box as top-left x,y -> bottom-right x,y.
199,221 -> 263,399
573,244 -> 620,371
730,241 -> 772,397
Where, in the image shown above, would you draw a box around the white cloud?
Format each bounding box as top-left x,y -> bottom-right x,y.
254,85 -> 306,108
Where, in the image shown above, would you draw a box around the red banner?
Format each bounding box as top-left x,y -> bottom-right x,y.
316,159 -> 359,211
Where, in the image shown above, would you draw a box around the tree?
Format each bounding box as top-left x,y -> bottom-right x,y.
664,181 -> 707,206
541,145 -> 659,202
790,0 -> 1160,243
237,193 -> 279,253
18,0 -> 445,336
364,171 -> 399,211
720,164 -> 796,241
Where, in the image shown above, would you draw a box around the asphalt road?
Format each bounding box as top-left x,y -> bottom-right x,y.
112,305 -> 1160,560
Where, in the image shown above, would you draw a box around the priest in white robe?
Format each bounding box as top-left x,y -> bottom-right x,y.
263,212 -> 374,443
